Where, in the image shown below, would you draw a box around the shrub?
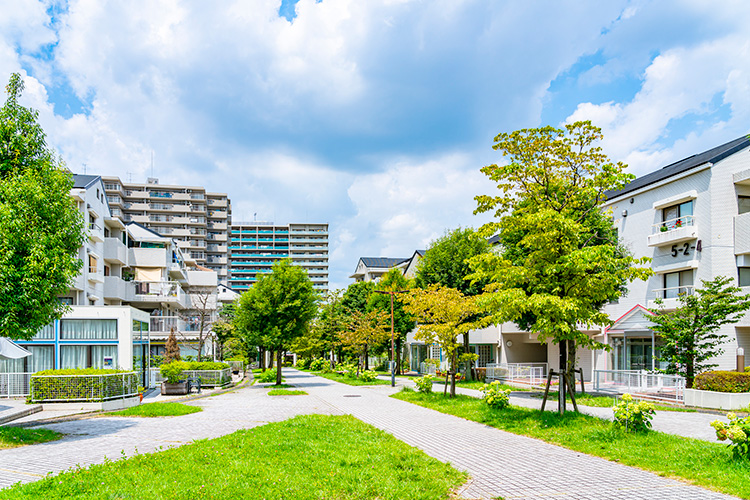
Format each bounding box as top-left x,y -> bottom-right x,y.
184,361 -> 230,371
35,368 -> 130,376
339,362 -> 358,379
295,358 -> 310,369
160,361 -> 188,384
480,380 -> 511,409
694,371 -> 750,393
746,366 -> 750,373
612,393 -> 655,432
257,368 -> 279,383
358,370 -> 378,382
309,358 -> 326,371
414,374 -> 435,393
31,370 -> 138,403
711,412 -> 750,459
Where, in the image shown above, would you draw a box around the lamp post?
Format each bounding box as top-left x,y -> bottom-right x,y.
374,289 -> 408,387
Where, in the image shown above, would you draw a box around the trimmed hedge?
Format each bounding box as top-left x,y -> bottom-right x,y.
31,371 -> 138,402
694,371 -> 750,393
35,368 -> 131,376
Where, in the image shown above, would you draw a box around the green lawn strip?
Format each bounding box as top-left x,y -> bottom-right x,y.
106,402 -> 201,418
313,371 -> 391,386
268,389 -> 308,396
0,414 -> 466,500
532,391 -> 697,412
0,427 -> 62,449
392,390 -> 750,498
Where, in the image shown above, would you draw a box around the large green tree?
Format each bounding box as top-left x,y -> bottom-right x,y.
292,289 -> 345,363
235,260 -> 318,385
469,121 -> 651,412
0,73 -> 84,340
367,268 -> 415,373
649,276 -> 750,388
415,227 -> 491,379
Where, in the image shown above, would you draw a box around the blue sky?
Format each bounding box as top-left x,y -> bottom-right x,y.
2,0 -> 750,289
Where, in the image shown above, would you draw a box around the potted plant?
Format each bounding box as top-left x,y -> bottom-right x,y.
160,361 -> 189,395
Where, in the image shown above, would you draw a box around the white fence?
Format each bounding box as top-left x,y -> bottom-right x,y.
0,372 -> 32,397
486,363 -> 548,385
593,369 -> 685,403
419,362 -> 437,375
150,368 -> 231,387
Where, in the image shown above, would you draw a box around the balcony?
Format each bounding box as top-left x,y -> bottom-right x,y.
87,266 -> 104,283
647,285 -> 695,310
103,237 -> 127,264
104,276 -> 135,301
647,216 -> 697,247
88,223 -> 104,242
132,280 -> 189,308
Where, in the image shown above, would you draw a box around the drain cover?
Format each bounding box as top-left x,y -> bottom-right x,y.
342,394 -> 361,398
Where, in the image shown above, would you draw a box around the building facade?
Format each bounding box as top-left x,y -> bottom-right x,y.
228,222 -> 329,292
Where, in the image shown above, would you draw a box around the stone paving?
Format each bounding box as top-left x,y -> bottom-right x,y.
0,369 -> 741,499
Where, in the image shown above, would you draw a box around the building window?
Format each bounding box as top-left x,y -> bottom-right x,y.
60,345 -> 118,369
663,270 -> 694,298
60,319 -> 118,340
739,196 -> 750,215
662,200 -> 694,229
739,267 -> 750,287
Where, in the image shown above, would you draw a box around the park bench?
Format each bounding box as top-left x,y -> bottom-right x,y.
187,376 -> 202,394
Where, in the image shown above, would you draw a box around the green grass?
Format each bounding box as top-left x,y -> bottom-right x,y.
268,389 -> 308,396
393,389 -> 750,499
313,371 -> 391,386
0,414 -> 466,500
106,402 -> 202,418
532,391 -> 697,412
0,427 -> 62,449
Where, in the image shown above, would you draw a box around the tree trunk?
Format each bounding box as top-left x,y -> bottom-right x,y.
449,353 -> 457,398
463,332 -> 473,381
558,339 -> 567,414
269,350 -> 275,369
396,338 -> 402,374
260,347 -> 266,371
686,351 -> 695,389
364,344 -> 369,371
276,350 -> 283,385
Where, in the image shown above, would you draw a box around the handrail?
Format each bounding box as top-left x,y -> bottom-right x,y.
652,215 -> 695,233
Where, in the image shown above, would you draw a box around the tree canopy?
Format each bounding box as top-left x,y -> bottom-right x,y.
367,268 -> 415,372
649,276 -> 750,388
235,260 -> 318,385
0,73 -> 84,340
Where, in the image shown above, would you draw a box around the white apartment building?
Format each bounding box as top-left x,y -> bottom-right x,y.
102,177 -> 230,285
229,222 -> 329,292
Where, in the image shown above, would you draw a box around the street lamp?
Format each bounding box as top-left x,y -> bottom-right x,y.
374,289 -> 408,387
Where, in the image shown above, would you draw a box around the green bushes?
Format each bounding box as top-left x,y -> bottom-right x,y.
712,412 -> 750,459
612,393 -> 655,432
358,370 -> 378,382
31,371 -> 138,403
480,380 -> 511,409
695,371 -> 750,393
160,361 -> 231,386
257,368 -> 279,383
309,358 -> 326,371
414,374 -> 435,393
160,361 -> 188,384
295,358 -> 310,369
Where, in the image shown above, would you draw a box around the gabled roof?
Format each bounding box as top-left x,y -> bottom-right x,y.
606,136 -> 750,200
126,221 -> 170,243
359,257 -> 409,268
71,174 -> 101,189
605,304 -> 655,333
487,234 -> 501,245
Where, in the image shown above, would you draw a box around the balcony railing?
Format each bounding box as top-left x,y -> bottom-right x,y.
653,285 -> 695,300
652,215 -> 695,234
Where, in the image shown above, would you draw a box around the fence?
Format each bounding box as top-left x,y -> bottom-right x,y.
419,362 -> 437,375
150,368 -> 231,387
226,360 -> 245,373
30,372 -> 139,403
593,369 -> 685,403
486,363 -> 548,386
0,372 -> 32,397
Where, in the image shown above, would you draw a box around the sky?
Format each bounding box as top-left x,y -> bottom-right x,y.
2,0 -> 750,289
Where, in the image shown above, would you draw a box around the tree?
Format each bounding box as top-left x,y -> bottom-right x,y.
402,285 -> 489,397
292,289 -> 345,364
649,276 -> 750,388
368,268 -> 415,373
469,121 -> 651,412
235,260 -> 318,385
212,302 -> 237,361
415,227 -> 491,379
181,287 -> 217,362
165,327 -> 181,364
337,309 -> 390,373
0,73 -> 85,340
342,280 -> 375,314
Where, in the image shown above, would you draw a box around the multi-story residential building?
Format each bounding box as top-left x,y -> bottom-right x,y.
229,222 -> 329,292
102,176 -> 231,285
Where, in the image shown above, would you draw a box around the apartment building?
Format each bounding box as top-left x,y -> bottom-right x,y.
102,177 -> 231,285
229,222 -> 329,292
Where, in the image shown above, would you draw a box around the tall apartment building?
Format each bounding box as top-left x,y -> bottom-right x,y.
229,222 -> 329,292
101,177 -> 231,284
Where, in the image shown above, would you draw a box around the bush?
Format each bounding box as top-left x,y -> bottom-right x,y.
257,368 -> 279,383
712,412 -> 750,459
309,358 -> 326,371
31,370 -> 138,403
295,358 -> 310,369
160,361 -> 189,384
612,393 -> 655,432
695,371 -> 750,393
339,362 -> 358,379
35,368 -> 130,376
184,361 -> 230,371
480,380 -> 511,409
414,374 -> 435,393
358,370 -> 378,382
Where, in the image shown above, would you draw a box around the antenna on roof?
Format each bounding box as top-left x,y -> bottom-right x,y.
127,172 -> 134,183
150,151 -> 154,179
82,163 -> 87,174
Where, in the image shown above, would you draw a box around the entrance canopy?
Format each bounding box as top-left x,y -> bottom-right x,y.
0,337 -> 32,359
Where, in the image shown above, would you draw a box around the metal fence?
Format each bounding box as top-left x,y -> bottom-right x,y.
593,369 -> 685,403
486,363 -> 548,385
226,360 -> 245,373
0,372 -> 32,397
150,368 -> 231,387
419,362 -> 437,375
30,372 -> 139,403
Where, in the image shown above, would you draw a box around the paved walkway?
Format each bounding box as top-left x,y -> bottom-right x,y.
0,370 -> 739,499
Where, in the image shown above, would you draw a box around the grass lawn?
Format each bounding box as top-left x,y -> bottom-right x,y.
268,389 -> 308,396
532,391 -> 697,412
393,389 -> 750,499
106,402 -> 202,418
0,414 -> 466,500
0,427 -> 62,449
313,371 -> 391,386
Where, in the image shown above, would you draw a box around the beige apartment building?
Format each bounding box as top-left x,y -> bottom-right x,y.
102,177 -> 231,284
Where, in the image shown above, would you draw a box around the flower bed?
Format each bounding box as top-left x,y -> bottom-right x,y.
30,369 -> 138,403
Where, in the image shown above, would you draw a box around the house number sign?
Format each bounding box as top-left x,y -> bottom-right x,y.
671,239 -> 701,257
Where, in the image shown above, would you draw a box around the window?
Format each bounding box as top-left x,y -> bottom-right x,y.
60,345 -> 118,369
663,270 -> 694,298
739,196 -> 750,215
662,200 -> 694,229
32,323 -> 54,340
739,267 -> 750,287
60,319 -> 118,340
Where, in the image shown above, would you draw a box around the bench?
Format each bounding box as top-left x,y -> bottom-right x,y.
187,376 -> 202,394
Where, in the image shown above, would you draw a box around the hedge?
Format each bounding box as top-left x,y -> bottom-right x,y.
694,371 -> 750,393
35,368 -> 132,376
31,371 -> 138,402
